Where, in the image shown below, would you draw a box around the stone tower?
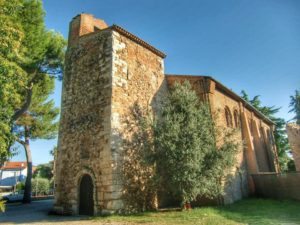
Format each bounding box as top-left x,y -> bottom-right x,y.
54,14 -> 166,215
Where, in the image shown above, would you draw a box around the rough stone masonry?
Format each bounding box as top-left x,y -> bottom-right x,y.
54,14 -> 279,215
286,123 -> 300,171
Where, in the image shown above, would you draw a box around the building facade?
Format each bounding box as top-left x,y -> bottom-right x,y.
0,162 -> 28,189
54,14 -> 279,215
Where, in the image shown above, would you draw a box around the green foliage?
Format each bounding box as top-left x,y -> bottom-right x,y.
241,90 -> 293,172
31,178 -> 50,195
50,145 -> 57,158
0,200 -> 5,212
0,0 -> 66,163
16,182 -> 25,191
33,164 -> 53,180
154,81 -> 240,205
14,76 -> 59,141
289,90 -> 300,125
122,82 -> 240,211
0,0 -> 26,162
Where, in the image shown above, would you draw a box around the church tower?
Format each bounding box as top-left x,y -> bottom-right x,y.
54,14 -> 166,215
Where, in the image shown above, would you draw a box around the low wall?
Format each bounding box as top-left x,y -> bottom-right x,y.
252,172 -> 300,201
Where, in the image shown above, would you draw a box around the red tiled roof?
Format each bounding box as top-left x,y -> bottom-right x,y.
1,161 -> 27,170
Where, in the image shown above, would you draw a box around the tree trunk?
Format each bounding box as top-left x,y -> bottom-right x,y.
23,126 -> 32,204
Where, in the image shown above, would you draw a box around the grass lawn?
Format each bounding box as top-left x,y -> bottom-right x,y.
94,198 -> 300,225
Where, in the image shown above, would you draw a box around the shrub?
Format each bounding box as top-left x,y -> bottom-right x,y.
16,182 -> 25,191
31,178 -> 50,195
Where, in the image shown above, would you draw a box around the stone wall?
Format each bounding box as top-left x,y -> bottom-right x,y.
108,30 -> 167,211
54,13 -> 168,215
54,28 -> 113,215
286,123 -> 300,171
165,75 -> 279,203
252,172 -> 300,201
212,88 -> 249,203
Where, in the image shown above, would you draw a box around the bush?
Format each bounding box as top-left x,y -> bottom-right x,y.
31,178 -> 50,195
16,182 -> 25,191
0,200 -> 5,212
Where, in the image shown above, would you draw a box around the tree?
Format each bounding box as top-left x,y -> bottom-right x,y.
0,0 -> 66,203
15,75 -> 59,203
153,81 -> 239,207
33,164 -> 53,180
31,178 -> 50,196
0,0 -> 65,164
0,0 -> 26,162
240,90 -> 293,171
289,90 -> 300,125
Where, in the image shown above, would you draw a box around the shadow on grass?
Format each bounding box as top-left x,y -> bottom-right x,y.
215,198 -> 300,225
94,198 -> 300,225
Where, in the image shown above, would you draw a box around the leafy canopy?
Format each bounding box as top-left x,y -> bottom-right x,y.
0,0 -> 66,162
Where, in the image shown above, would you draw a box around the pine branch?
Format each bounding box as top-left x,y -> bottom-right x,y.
15,136 -> 26,146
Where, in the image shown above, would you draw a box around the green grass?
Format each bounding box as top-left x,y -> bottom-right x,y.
94,198 -> 300,225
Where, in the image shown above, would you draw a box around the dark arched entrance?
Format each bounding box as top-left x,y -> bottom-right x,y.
79,174 -> 94,215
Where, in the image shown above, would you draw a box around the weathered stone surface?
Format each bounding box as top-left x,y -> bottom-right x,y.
54,13 -> 280,215
286,123 -> 300,171
54,13 -> 166,215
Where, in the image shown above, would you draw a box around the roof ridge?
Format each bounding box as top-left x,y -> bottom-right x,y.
111,24 -> 166,58
165,74 -> 274,125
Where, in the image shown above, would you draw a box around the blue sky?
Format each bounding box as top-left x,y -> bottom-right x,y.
12,0 -> 300,165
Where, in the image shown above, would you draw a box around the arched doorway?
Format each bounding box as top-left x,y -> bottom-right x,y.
79,174 -> 94,215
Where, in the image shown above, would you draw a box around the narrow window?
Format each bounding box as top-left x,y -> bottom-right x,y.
225,106 -> 233,127
234,110 -> 240,128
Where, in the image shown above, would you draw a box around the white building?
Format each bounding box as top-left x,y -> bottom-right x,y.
0,162 -> 28,190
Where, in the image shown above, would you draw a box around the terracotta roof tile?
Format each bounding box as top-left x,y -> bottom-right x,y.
1,161 -> 27,170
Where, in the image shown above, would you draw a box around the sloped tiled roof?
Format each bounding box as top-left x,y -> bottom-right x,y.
111,25 -> 166,58
1,161 -> 27,170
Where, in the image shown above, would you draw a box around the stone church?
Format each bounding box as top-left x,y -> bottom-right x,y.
54,14 -> 279,215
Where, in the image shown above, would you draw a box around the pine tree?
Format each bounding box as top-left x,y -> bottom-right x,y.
289,90 -> 300,125
14,76 -> 59,203
0,0 -> 65,203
